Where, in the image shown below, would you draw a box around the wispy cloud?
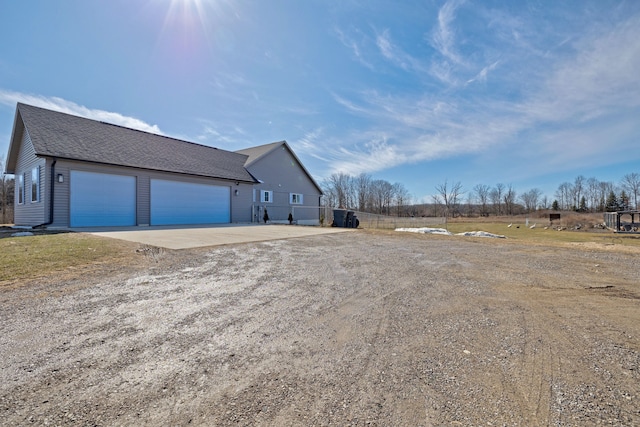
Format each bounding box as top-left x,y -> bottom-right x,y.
328,132 -> 408,175
376,29 -> 426,73
0,90 -> 162,134
327,10 -> 640,181
466,60 -> 500,85
334,27 -> 374,70
292,128 -> 330,162
430,0 -> 465,65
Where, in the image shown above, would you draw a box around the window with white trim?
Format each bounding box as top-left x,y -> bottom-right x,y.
290,193 -> 303,204
260,190 -> 273,203
18,173 -> 24,204
31,167 -> 40,203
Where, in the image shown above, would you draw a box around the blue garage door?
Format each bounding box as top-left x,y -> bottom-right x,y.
151,179 -> 230,225
70,171 -> 136,227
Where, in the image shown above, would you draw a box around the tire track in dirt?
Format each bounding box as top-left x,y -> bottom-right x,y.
2,232 -> 639,425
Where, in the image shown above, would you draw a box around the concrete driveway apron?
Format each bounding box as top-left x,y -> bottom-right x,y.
86,224 -> 351,249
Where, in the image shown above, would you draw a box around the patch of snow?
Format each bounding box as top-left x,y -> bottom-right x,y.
455,231 -> 506,239
395,227 -> 453,236
395,228 -> 506,239
11,232 -> 34,237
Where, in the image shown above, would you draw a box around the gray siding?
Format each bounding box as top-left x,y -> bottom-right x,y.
14,130 -> 46,226
231,183 -> 253,222
51,159 -> 251,227
50,160 -> 69,228
247,147 -> 321,223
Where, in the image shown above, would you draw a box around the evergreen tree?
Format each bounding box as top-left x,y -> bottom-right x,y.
552,200 -> 559,211
579,196 -> 587,212
605,191 -> 619,211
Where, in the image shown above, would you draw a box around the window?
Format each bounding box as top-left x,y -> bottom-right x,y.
290,193 -> 303,204
18,174 -> 24,204
260,190 -> 273,203
31,167 -> 40,203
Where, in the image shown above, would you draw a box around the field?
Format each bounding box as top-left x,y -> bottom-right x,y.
1,224 -> 639,425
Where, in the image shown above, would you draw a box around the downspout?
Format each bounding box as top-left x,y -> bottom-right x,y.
33,158 -> 56,228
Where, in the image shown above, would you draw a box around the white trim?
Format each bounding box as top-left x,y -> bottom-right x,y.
31,166 -> 40,203
261,190 -> 273,203
17,173 -> 24,204
290,193 -> 303,204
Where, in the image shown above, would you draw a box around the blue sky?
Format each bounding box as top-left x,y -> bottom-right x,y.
1,0 -> 639,203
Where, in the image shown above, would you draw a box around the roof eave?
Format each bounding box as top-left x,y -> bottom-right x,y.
280,142 -> 323,195
239,140 -> 285,167
4,106 -> 25,175
43,155 -> 258,184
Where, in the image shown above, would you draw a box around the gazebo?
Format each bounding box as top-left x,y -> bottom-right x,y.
604,210 -> 640,233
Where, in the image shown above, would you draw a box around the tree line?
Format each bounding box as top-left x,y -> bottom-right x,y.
321,172 -> 411,215
323,171 -> 640,217
553,174 -> 639,213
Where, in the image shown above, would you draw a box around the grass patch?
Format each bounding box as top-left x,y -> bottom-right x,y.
0,233 -> 137,283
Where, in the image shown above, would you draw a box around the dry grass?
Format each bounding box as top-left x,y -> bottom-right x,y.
363,212 -> 640,249
0,233 -> 139,284
444,215 -> 640,249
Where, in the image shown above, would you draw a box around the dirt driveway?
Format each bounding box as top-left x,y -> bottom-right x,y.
1,231 -> 639,425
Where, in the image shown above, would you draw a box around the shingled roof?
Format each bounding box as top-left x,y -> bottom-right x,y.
236,141 -> 285,167
5,103 -> 257,183
236,140 -> 323,194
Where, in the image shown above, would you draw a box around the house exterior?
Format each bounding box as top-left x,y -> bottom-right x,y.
237,141 -> 323,225
4,103 -> 322,228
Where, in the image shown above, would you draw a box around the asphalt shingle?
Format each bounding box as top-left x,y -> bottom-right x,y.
17,103 -> 256,183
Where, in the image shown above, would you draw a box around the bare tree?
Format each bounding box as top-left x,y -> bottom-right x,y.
355,173 -> 371,212
490,183 -> 505,215
473,184 -> 490,216
555,182 -> 572,211
503,184 -> 517,215
572,175 -> 585,210
325,172 -> 352,208
621,172 -> 640,210
539,195 -> 549,210
393,182 -> 411,216
520,188 -> 541,213
435,180 -> 463,218
586,177 -> 600,212
368,179 -> 385,214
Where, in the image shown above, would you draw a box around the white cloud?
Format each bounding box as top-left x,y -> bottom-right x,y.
0,90 -> 163,135
376,29 -> 428,74
293,128 -> 330,162
327,8 -> 640,181
538,15 -> 640,120
329,133 -> 408,175
430,0 -> 465,65
466,60 -> 500,84
334,27 -> 374,70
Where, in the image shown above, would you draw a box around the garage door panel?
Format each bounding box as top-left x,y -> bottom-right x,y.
70,171 -> 136,227
151,180 -> 230,225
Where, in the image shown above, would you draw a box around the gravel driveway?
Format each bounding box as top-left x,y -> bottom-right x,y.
1,230 -> 639,425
